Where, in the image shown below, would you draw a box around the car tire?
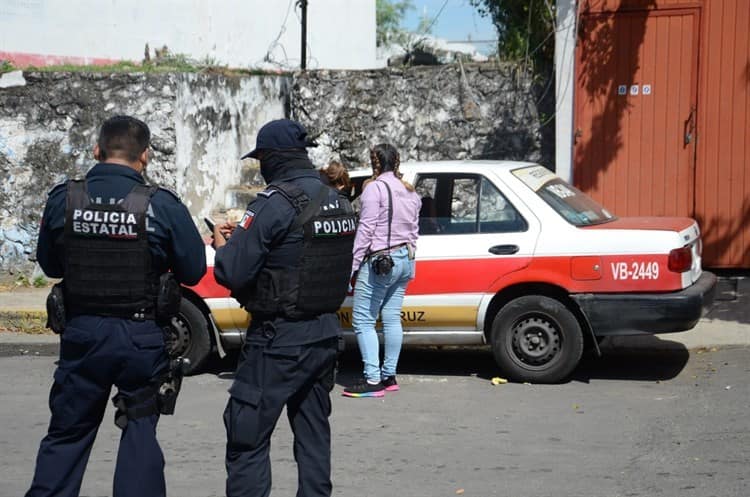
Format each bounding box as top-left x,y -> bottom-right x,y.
166,297 -> 212,376
491,295 -> 584,383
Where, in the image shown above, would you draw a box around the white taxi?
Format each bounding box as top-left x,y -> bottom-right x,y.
173,161 -> 716,383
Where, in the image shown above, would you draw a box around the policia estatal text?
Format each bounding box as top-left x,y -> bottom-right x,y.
213,119 -> 356,497
26,115 -> 206,497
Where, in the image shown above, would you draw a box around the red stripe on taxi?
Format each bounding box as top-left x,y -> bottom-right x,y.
406,257 -> 532,294
406,255 -> 682,295
195,253 -> 685,299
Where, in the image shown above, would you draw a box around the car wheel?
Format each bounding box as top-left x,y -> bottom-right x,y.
166,297 -> 212,376
491,295 -> 583,383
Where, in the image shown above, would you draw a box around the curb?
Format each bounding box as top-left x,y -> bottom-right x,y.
1,323 -> 749,349
1,278 -> 750,349
0,332 -> 58,344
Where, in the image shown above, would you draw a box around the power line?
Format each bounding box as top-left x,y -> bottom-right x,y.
259,0 -> 295,67
422,0 -> 451,34
445,39 -> 497,44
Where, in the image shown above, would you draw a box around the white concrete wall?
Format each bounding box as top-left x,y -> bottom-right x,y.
555,0 -> 578,182
174,75 -> 288,215
0,70 -> 292,272
0,0 -> 376,70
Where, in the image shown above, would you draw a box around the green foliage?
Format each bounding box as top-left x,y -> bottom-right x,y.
470,0 -> 555,70
11,274 -> 48,288
0,60 -> 14,74
26,54 -> 201,74
25,61 -> 148,73
376,0 -> 414,46
22,46 -> 243,74
0,311 -> 49,334
144,46 -> 202,72
23,60 -> 279,76
13,274 -> 47,288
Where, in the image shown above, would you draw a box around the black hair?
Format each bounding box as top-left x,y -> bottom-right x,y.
370,143 -> 400,176
97,115 -> 150,162
370,143 -> 415,192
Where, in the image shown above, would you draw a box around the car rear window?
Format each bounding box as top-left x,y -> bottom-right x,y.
512,165 -> 616,227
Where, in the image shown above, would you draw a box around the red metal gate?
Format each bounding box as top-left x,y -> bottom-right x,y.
694,0 -> 750,267
574,8 -> 700,218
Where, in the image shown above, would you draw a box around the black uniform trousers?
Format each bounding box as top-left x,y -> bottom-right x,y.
26,315 -> 169,497
224,332 -> 339,497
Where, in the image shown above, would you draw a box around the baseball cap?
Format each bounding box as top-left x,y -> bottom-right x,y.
241,119 -> 318,159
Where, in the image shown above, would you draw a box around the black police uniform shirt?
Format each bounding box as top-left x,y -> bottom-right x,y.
214,168 -> 342,347
37,163 -> 206,286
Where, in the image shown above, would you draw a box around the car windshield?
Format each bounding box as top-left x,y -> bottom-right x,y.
512,165 -> 616,226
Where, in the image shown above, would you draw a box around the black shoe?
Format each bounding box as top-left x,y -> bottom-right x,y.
382,375 -> 400,392
342,379 -> 385,398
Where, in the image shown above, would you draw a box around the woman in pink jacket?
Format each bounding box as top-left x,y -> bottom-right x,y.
343,143 -> 421,398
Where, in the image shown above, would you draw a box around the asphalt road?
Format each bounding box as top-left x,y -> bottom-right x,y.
1,346 -> 748,497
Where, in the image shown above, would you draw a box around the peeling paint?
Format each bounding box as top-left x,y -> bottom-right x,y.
0,66 -> 549,274
0,71 -> 290,273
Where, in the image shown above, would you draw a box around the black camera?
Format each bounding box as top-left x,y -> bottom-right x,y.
371,254 -> 394,275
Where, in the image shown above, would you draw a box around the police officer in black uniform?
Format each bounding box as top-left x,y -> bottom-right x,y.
26,115 -> 206,497
213,119 -> 356,497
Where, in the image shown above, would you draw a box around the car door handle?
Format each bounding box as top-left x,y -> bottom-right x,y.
488,244 -> 519,255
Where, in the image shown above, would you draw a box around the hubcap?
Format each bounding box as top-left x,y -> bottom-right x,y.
509,316 -> 561,367
167,315 -> 191,357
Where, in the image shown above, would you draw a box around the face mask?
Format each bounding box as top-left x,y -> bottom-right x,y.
260,158 -> 276,183
259,149 -> 312,183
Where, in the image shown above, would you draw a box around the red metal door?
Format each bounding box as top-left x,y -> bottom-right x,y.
574,9 -> 700,218
694,0 -> 750,268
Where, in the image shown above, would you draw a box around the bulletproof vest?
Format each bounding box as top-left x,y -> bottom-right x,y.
244,182 -> 357,320
63,179 -> 159,319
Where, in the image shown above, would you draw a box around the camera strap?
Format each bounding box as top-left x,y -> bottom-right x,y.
377,180 -> 393,253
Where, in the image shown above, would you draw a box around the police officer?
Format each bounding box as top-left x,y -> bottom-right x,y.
213,119 -> 356,497
27,115 -> 206,497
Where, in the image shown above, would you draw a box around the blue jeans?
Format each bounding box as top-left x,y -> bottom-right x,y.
352,246 -> 415,383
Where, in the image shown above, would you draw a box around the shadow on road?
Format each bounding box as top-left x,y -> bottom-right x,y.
2,335 -> 690,385
206,343 -> 691,384
573,348 -> 690,383
336,346 -> 497,382
333,341 -> 691,385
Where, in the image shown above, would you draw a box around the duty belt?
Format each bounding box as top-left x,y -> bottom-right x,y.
66,305 -> 155,321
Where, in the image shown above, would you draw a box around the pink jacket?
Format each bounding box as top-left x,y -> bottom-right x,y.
352,172 -> 421,272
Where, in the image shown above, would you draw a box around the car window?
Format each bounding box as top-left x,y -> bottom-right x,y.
512,165 -> 615,226
451,178 -> 479,232
414,173 -> 527,234
415,177 -> 442,234
479,177 -> 528,232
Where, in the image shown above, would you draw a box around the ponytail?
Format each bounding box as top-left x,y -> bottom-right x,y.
370,143 -> 414,192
